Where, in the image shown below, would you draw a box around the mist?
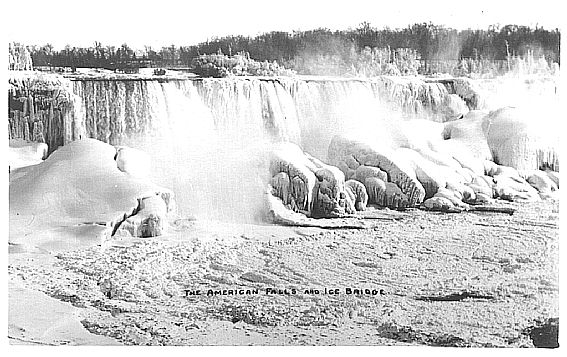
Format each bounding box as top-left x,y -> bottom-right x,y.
120,83 -> 273,224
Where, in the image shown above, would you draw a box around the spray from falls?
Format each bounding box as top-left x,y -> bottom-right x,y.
103,80 -> 273,223
66,77 -> 425,222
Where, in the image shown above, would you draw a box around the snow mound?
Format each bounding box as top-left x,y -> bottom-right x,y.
9,138 -> 176,251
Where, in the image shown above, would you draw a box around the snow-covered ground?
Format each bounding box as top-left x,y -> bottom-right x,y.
9,199 -> 559,346
8,138 -> 559,346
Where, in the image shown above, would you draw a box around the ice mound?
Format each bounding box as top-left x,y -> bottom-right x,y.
8,139 -> 48,170
328,135 -> 426,210
441,107 -> 559,173
264,190 -> 365,228
486,107 -> 559,171
9,139 -> 176,251
326,116 -> 556,213
442,110 -> 492,161
267,142 -> 360,218
113,193 -> 172,237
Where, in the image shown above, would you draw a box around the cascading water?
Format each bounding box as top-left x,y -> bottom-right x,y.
62,76 -> 457,151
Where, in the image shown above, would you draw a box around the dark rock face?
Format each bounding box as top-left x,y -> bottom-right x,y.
527,318 -> 559,348
8,73 -> 74,153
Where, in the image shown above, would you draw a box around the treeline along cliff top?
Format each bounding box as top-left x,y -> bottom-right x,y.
11,23 -> 561,77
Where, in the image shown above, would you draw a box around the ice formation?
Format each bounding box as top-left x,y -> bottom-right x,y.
486,107 -> 559,171
328,135 -> 426,209
267,142 -> 358,218
324,113 -> 556,213
345,179 -> 368,211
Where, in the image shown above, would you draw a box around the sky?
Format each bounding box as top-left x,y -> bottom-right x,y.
3,0 -> 564,50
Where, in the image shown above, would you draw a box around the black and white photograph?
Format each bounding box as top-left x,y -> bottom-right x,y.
4,0 -> 563,349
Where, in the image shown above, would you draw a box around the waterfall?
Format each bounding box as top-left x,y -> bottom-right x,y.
8,75 -> 463,157
69,80 -> 216,144
7,74 -> 473,221
193,78 -> 301,144
7,72 -> 561,222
